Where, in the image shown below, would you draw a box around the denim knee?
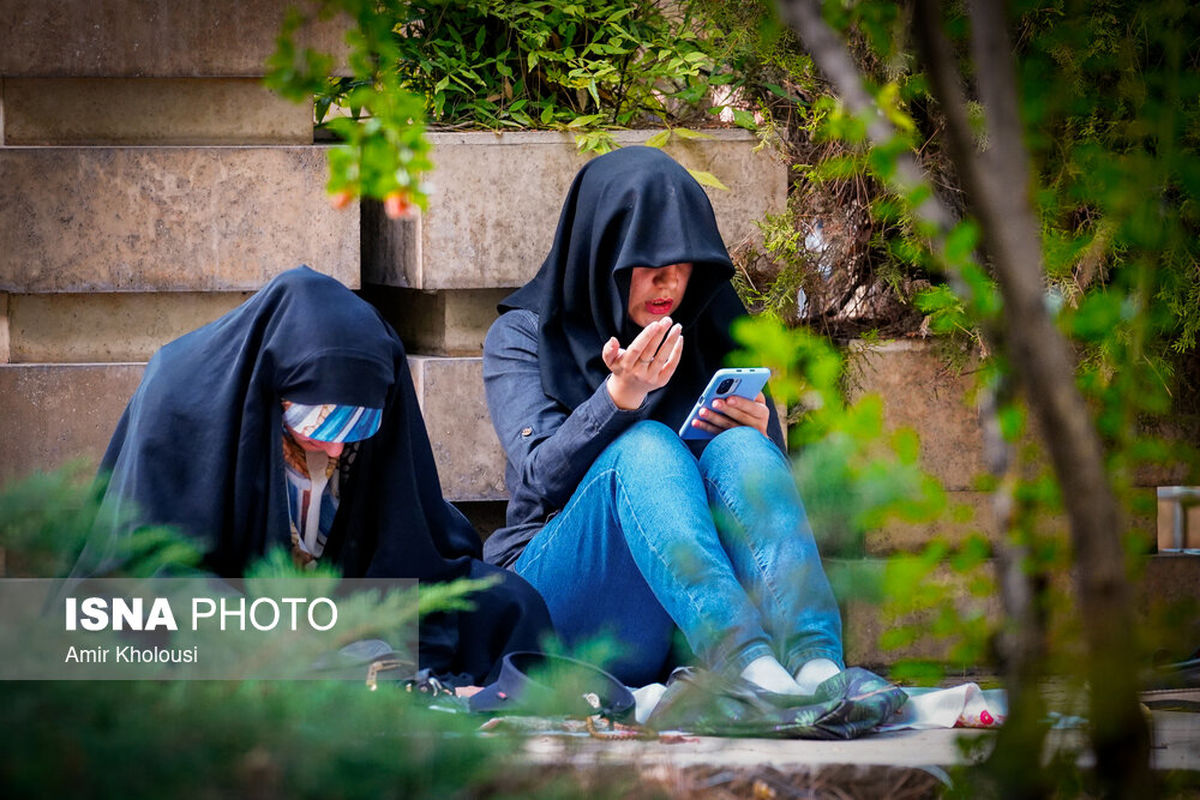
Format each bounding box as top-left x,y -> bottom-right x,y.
699,426 -> 786,477
604,419 -> 694,473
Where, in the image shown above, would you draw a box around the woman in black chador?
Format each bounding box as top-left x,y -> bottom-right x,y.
88,266 -> 551,684
483,147 -> 843,691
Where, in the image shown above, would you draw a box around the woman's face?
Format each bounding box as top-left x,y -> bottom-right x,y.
286,427 -> 344,458
626,263 -> 693,328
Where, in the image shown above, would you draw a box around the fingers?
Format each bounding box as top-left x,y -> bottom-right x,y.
602,337 -> 620,370
696,393 -> 771,436
623,318 -> 672,364
695,405 -> 738,433
656,328 -> 685,382
647,323 -> 682,369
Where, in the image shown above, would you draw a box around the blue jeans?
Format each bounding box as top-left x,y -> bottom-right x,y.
512,420 -> 843,686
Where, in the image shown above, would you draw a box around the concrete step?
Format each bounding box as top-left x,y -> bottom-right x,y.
364,129 -> 787,291
839,554 -> 1200,668
4,292 -> 249,363
0,146 -> 358,293
2,78 -> 313,146
6,361 -> 1194,670
0,352 -> 1171,561
0,357 -> 508,501
365,286 -> 511,358
0,362 -> 144,487
408,355 -> 508,501
8,349 -> 1170,526
864,487 -> 1156,556
846,340 -> 984,493
848,339 -> 1197,491
1,0 -> 347,78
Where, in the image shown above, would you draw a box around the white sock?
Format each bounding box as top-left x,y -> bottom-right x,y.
794,658 -> 841,694
740,655 -> 804,695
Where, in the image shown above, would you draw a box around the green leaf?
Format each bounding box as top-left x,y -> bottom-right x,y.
944,221 -> 979,265
566,113 -> 605,128
672,127 -> 713,141
687,169 -> 729,191
891,428 -> 920,464
645,130 -> 671,148
1070,291 -> 1124,341
764,83 -> 795,100
731,108 -> 757,130
880,626 -> 917,650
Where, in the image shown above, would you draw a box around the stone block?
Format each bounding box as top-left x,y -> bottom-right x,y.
1135,416 -> 1200,488
408,355 -> 506,502
1139,554 -> 1200,635
1157,487 -> 1200,551
0,0 -> 348,78
0,292 -> 9,363
0,147 -> 358,292
2,78 -> 313,145
831,558 -> 1001,668
864,491 -> 997,556
0,357 -> 500,498
8,292 -> 250,363
364,129 -> 787,291
0,363 -> 144,487
837,553 -> 1200,668
364,286 -> 511,356
845,340 -> 985,492
862,488 -> 1155,556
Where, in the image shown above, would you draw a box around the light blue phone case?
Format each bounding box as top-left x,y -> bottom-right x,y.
678,367 -> 771,440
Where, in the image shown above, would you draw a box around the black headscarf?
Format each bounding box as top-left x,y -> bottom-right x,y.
500,146 -> 755,431
90,266 -> 550,682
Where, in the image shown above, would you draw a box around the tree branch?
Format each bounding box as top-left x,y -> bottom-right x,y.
778,0 -> 1150,791
960,1 -> 1150,791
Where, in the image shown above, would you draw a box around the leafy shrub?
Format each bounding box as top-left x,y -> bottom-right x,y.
266,0 -> 736,205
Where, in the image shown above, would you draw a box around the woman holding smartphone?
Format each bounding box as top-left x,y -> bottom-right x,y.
483,146 -> 843,691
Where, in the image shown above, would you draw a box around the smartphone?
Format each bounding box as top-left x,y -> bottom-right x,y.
678,367 -> 772,440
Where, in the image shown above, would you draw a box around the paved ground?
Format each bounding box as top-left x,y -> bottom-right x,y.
522,711 -> 1199,768
505,705 -> 1200,797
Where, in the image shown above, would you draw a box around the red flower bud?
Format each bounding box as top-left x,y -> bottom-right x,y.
383,191 -> 417,220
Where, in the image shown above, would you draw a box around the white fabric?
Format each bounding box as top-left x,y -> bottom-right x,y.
303,450 -> 330,556
795,658 -> 841,694
741,654 -> 803,694
878,683 -> 1007,731
632,682 -> 668,725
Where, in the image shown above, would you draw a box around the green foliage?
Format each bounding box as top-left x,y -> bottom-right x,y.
730,318 -> 946,548
266,0 -> 434,208
692,0 -> 954,339
267,0 -> 736,200
383,0 -> 721,131
729,316 -> 1002,677
0,465 -> 203,579
1,679 -> 509,799
794,0 -> 1200,688
0,469 -> 528,797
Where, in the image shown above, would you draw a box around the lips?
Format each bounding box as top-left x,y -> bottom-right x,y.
646,298 -> 674,315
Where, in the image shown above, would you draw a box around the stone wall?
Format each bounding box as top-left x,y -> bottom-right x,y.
0,0 -> 355,486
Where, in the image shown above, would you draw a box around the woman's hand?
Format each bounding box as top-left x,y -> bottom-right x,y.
603,317 -> 684,410
690,392 -> 771,438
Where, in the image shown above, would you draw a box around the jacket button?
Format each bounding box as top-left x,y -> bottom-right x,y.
521,427 -> 533,437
